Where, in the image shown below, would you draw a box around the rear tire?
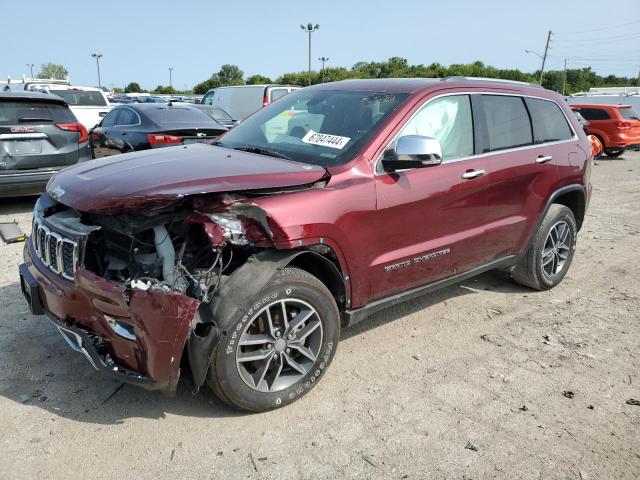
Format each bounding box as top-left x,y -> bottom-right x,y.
604,148 -> 624,157
206,267 -> 340,412
511,204 -> 577,291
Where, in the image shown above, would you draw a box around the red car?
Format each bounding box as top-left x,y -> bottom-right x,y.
20,78 -> 594,411
570,103 -> 640,157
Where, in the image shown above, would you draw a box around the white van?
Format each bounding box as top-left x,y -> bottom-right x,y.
201,85 -> 300,121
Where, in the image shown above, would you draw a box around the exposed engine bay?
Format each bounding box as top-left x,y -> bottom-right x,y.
35,192 -> 277,304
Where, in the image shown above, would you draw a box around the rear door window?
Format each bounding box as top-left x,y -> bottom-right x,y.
396,94 -> 474,160
100,109 -> 118,128
525,98 -> 574,143
480,95 -> 532,152
0,101 -> 75,125
576,108 -> 610,120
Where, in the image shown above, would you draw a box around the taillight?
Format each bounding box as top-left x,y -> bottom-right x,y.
56,123 -> 88,143
262,95 -> 269,107
617,121 -> 631,130
147,133 -> 183,145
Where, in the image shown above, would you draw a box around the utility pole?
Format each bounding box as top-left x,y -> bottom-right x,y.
26,63 -> 34,77
562,58 -> 567,96
300,23 -> 319,86
318,57 -> 329,82
91,53 -> 103,88
169,67 -> 174,88
636,69 -> 640,87
539,30 -> 552,84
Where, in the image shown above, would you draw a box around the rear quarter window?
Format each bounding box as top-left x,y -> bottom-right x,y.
619,107 -> 639,120
0,101 -> 76,125
480,95 -> 533,152
525,98 -> 574,143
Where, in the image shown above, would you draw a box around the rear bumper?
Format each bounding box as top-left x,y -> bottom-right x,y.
608,133 -> 640,149
0,169 -> 60,197
20,240 -> 200,391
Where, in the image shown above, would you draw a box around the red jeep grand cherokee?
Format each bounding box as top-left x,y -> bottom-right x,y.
19,78 -> 595,412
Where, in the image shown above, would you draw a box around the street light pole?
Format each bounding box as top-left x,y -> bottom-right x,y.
169,67 -> 174,88
26,63 -> 34,78
300,23 -> 319,86
91,53 -> 103,88
318,57 -> 329,83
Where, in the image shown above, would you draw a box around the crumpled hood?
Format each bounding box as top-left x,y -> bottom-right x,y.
47,143 -> 326,213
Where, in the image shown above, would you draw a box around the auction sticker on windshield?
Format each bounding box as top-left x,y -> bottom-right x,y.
302,130 -> 350,149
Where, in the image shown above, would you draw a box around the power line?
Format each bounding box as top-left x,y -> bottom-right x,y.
553,32 -> 640,47
555,19 -> 640,35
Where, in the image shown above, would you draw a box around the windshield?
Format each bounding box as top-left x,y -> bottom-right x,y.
50,90 -> 107,106
216,89 -> 409,167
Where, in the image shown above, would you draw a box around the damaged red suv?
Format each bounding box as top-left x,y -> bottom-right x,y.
19,78 -> 595,412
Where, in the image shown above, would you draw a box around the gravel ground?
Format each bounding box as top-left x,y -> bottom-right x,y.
0,152 -> 639,480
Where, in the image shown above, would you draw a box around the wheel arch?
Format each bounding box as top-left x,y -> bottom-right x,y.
187,248 -> 346,391
552,186 -> 586,231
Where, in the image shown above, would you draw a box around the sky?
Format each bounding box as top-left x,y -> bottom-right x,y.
2,0 -> 639,90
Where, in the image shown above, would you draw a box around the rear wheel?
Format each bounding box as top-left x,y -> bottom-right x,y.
604,148 -> 624,157
206,267 -> 340,412
511,204 -> 577,291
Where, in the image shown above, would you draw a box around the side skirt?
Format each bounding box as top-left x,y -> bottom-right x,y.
342,255 -> 517,328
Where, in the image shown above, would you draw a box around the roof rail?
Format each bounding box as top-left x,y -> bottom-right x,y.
441,76 -> 543,88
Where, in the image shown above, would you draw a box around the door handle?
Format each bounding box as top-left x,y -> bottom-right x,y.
462,169 -> 486,179
536,155 -> 553,164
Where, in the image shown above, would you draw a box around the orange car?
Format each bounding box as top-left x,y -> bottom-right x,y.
570,103 -> 640,157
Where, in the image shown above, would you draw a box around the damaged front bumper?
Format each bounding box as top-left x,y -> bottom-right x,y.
20,240 -> 200,391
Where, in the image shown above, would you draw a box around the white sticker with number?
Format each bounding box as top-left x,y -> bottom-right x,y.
301,130 -> 350,150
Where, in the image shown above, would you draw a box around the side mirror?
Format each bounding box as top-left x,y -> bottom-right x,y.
588,134 -> 603,158
382,135 -> 443,172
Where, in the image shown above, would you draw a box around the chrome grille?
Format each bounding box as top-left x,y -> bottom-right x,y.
32,217 -> 78,280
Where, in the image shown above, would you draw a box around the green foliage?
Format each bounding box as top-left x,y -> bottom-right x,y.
152,85 -> 176,94
112,87 -> 123,93
37,63 -> 68,80
246,74 -> 273,85
193,64 -> 245,94
124,82 -> 142,93
195,59 -> 636,94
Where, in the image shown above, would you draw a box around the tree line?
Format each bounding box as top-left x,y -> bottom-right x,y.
190,58 -> 637,95
33,59 -> 638,95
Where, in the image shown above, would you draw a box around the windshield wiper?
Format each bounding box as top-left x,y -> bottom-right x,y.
227,144 -> 294,161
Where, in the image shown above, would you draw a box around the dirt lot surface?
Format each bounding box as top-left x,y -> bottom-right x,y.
1,152 -> 639,480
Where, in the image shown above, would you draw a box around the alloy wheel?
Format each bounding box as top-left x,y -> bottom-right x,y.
235,299 -> 323,393
541,220 -> 571,277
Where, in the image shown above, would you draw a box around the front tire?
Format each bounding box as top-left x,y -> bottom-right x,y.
511,204 -> 577,291
206,267 -> 340,412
